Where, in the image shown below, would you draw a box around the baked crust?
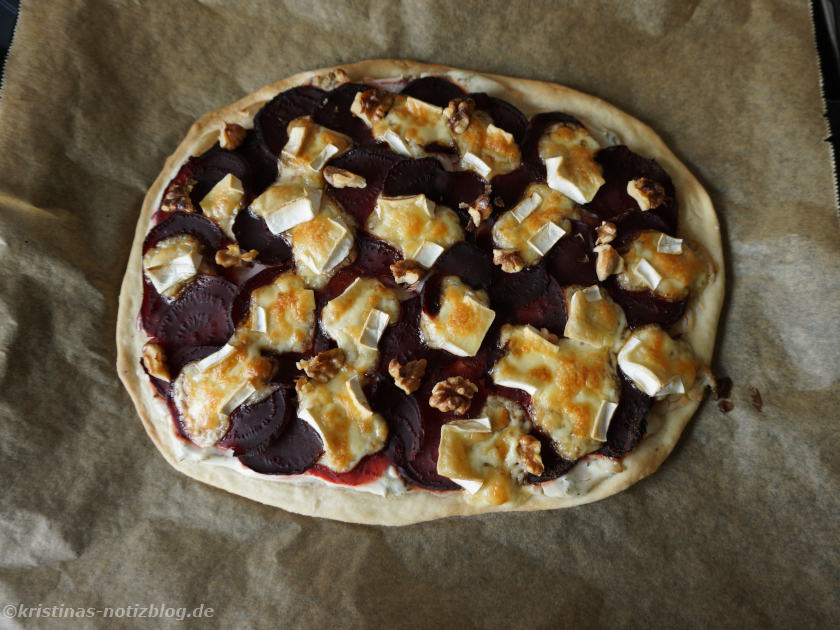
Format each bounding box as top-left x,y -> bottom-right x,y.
116,59 -> 724,525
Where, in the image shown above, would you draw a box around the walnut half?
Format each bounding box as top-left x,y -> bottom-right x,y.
493,248 -> 525,274
215,243 -> 258,268
353,89 -> 395,122
429,376 -> 478,415
594,243 -> 624,281
297,348 -> 346,383
627,177 -> 665,211
220,123 -> 247,150
390,259 -> 425,287
160,179 -> 196,213
595,221 -> 617,246
462,194 -> 492,227
388,358 -> 427,394
444,98 -> 475,135
517,435 -> 544,476
142,342 -> 170,382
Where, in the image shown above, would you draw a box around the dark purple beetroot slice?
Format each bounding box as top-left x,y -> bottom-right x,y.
142,212 -> 227,254
584,145 -> 678,233
155,275 -> 237,351
420,242 -> 493,316
378,297 -> 426,368
439,170 -> 487,211
187,146 -> 253,206
400,76 -> 466,107
141,277 -> 168,338
327,147 -> 405,224
230,265 -> 293,327
254,85 -> 326,157
139,357 -> 170,400
597,374 -> 653,458
368,376 -> 424,461
382,158 -> 486,212
468,92 -> 528,144
613,211 -> 671,248
347,232 -> 401,283
489,263 -> 550,312
513,274 -> 567,338
238,415 -> 324,475
232,210 -> 293,266
604,276 -> 687,328
218,388 -> 289,456
234,129 -> 279,197
520,112 -> 585,177
312,83 -> 376,145
167,345 -> 223,379
544,220 -> 598,286
490,165 -> 537,211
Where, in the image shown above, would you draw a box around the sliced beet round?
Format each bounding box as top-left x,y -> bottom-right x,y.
238,415 -> 324,475
327,147 -> 405,224
604,276 -> 687,328
230,265 -> 293,327
186,146 -> 253,206
234,129 -> 279,197
142,212 -> 227,254
490,165 -> 537,211
254,86 -> 326,157
597,374 -> 653,458
544,220 -> 598,287
512,274 -> 567,338
141,277 -> 168,338
525,429 -> 576,483
489,263 -> 550,313
154,275 -> 238,352
420,242 -> 493,316
400,76 -> 466,107
614,210 -> 671,247
584,145 -> 678,233
382,158 -> 486,213
218,388 -> 289,456
368,376 -> 424,461
312,83 -> 376,145
346,232 -> 401,283
378,297 -> 426,369
520,112 -> 585,177
167,344 -> 223,380
468,92 -> 528,144
232,209 -> 293,265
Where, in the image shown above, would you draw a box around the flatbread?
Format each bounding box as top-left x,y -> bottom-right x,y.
116,60 -> 724,525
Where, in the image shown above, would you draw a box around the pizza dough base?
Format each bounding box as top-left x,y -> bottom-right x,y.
116,60 -> 725,525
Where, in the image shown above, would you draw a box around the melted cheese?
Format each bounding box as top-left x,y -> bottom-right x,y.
245,271 -> 316,354
172,334 -> 276,448
420,276 -> 495,357
453,110 -> 521,178
249,176 -> 322,235
296,366 -> 388,472
491,325 -> 619,460
321,277 -> 400,371
367,194 -> 464,265
290,199 -> 356,288
199,173 -> 245,239
142,234 -> 203,298
617,230 -> 709,300
492,183 -> 579,265
617,325 -> 699,398
563,285 -> 627,349
538,122 -> 605,204
282,118 -> 352,171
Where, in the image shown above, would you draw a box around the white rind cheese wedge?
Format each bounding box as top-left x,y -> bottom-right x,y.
142,234 -> 204,298
563,286 -> 627,349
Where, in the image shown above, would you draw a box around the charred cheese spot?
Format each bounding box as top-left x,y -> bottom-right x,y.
618,230 -> 710,300
420,276 -> 495,357
539,122 -> 605,205
199,173 -> 245,239
491,325 -> 619,460
246,271 -> 315,354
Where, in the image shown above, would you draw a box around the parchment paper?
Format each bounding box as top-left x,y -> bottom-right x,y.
0,1 -> 837,628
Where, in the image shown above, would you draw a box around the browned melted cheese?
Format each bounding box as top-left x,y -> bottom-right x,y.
618,230 -> 710,300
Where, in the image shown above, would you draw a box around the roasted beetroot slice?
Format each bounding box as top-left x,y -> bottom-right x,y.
584,145 -> 678,233
218,389 -> 289,456
604,277 -> 687,328
167,345 -> 223,379
142,212 -> 227,254
378,297 -> 427,369
520,112 -> 585,176
368,376 -> 424,461
597,375 -> 653,458
346,232 -> 401,283
491,166 -> 537,211
468,92 -> 528,144
613,211 -> 671,247
254,86 -> 326,157
232,210 -> 293,265
421,242 -> 494,316
489,263 -> 550,312
187,146 -> 253,206
396,435 -> 460,491
327,148 -> 405,224
238,415 -> 324,475
155,275 -> 237,351
139,357 -> 170,400
141,277 -> 168,338
544,220 -> 598,286
513,274 -> 567,338
382,158 -> 486,211
235,129 -> 279,197
312,83 -> 376,145
400,76 -> 466,107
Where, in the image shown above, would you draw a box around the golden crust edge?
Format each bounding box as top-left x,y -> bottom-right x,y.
116,59 -> 725,525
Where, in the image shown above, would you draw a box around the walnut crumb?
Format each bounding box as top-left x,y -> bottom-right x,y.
355,89 -> 395,121
596,221 -> 617,245
142,342 -> 170,382
323,166 -> 367,189
298,348 -> 346,383
517,435 -> 544,476
461,194 -> 492,227
429,377 -> 478,415
220,123 -> 247,150
594,243 -> 624,281
493,248 -> 525,273
388,359 -> 427,395
309,68 -> 350,90
443,98 -> 475,134
160,179 -> 196,213
627,177 -> 666,211
390,259 -> 425,287
215,244 -> 258,268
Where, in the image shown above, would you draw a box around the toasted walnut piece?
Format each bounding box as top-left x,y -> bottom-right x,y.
461,194 -> 492,227
596,221 -> 617,245
356,89 -> 395,121
215,244 -> 258,268
444,97 -> 475,135
390,259 -> 425,287
309,68 -> 350,90
493,248 -> 525,274
160,179 -> 196,213
323,166 -> 367,189
388,358 -> 427,394
142,342 -> 170,382
594,243 -> 624,281
219,123 -> 247,150
298,348 -> 346,383
627,177 -> 666,211
517,434 -> 544,476
429,376 -> 479,415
